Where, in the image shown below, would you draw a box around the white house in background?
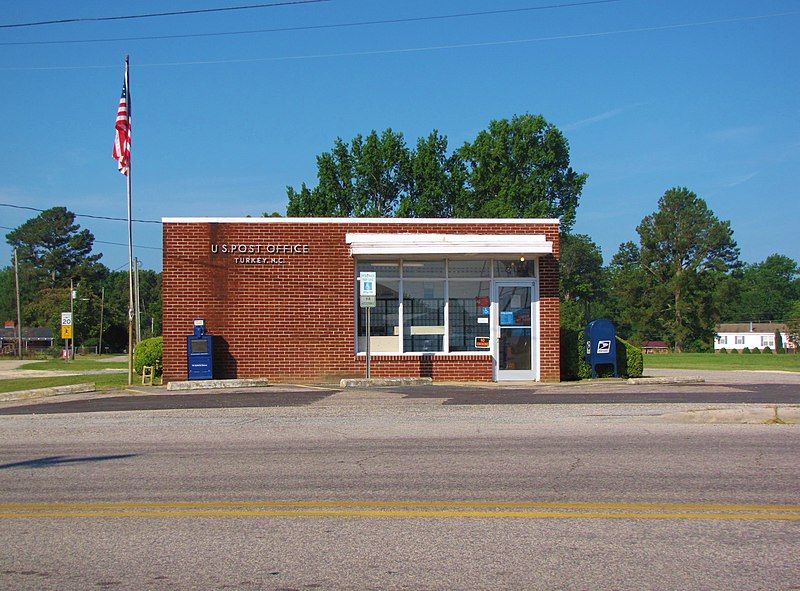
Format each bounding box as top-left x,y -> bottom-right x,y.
714,322 -> 795,352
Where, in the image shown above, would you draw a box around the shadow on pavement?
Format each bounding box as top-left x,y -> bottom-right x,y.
388,384 -> 800,405
0,454 -> 138,470
0,389 -> 337,415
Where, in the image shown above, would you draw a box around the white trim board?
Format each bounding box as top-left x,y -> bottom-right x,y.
346,233 -> 553,255
162,217 -> 561,225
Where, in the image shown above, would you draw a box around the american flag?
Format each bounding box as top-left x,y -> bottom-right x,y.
113,78 -> 130,176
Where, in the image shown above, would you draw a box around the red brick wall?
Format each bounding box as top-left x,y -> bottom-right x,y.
162,220 -> 560,382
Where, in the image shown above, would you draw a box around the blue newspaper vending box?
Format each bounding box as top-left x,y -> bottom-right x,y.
584,319 -> 618,378
187,319 -> 213,380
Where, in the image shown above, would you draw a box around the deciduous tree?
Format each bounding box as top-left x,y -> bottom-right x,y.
559,234 -> 605,330
287,130 -> 410,217
286,115 -> 586,227
458,114 -> 587,230
724,254 -> 799,321
397,131 -> 467,218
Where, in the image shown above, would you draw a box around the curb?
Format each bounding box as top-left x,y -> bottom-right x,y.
0,382 -> 96,402
663,405 -> 800,424
166,378 -> 270,391
340,377 -> 433,388
627,376 -> 705,385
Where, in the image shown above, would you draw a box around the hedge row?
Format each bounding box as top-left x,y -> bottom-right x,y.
718,347 -> 787,354
560,328 -> 643,381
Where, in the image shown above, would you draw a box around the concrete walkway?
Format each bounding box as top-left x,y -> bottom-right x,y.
645,367 -> 800,385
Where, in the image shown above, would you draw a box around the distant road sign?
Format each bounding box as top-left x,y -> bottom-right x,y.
61,312 -> 72,326
61,325 -> 73,339
360,294 -> 376,308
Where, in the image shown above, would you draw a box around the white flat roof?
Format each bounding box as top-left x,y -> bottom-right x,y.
162,217 -> 560,225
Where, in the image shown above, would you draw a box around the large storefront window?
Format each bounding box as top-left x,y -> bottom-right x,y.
355,258 -> 535,354
357,262 -> 400,353
448,281 -> 491,352
403,280 -> 445,352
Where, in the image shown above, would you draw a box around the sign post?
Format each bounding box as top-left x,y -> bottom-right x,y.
358,272 -> 376,379
61,312 -> 73,360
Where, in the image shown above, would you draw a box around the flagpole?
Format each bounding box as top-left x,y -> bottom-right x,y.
125,54 -> 134,386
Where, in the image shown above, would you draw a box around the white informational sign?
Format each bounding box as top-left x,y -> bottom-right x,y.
359,272 -> 376,296
61,312 -> 73,326
597,340 -> 612,354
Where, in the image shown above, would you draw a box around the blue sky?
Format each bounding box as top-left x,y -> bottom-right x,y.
1,0 -> 797,271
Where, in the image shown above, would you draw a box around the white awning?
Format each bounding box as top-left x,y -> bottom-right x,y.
345,233 -> 553,256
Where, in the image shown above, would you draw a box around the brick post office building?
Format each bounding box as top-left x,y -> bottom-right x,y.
162,218 -> 560,383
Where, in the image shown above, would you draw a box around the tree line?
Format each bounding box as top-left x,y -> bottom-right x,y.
2,113 -> 798,355
561,195 -> 800,351
283,113 -> 800,352
285,114 -> 587,232
0,207 -> 161,353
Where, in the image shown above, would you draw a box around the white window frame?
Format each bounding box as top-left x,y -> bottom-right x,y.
355,257 -> 538,356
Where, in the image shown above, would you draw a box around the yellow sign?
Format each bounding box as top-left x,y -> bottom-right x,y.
61,325 -> 73,339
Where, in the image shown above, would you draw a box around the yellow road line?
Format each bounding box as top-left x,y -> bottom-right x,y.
1,500 -> 799,512
1,501 -> 799,521
0,508 -> 798,521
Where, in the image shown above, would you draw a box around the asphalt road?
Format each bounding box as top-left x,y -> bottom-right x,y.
1,384 -> 798,590
1,381 -> 799,414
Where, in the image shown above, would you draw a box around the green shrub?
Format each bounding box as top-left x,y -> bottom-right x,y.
577,328 -> 592,379
775,331 -> 784,353
718,348 -> 727,354
763,346 -> 772,354
133,336 -> 163,375
751,347 -> 761,354
559,327 -> 591,380
742,347 -> 751,354
617,337 -> 643,378
560,328 -> 579,381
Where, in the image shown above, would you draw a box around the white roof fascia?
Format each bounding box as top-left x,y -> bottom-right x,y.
345,233 -> 552,256
162,217 -> 561,225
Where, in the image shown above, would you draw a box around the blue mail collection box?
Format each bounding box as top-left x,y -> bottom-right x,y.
187,320 -> 213,380
584,319 -> 618,378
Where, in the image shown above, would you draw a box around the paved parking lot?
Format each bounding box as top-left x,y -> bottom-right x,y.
0,366 -> 798,415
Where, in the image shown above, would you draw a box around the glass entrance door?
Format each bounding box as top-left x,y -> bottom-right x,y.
495,281 -> 537,380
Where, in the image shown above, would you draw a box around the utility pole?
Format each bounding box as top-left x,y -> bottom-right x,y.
13,248 -> 22,359
69,277 -> 74,360
99,286 -> 105,355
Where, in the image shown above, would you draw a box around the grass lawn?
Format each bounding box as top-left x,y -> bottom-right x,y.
0,373 -> 130,395
19,357 -> 128,371
644,352 -> 800,372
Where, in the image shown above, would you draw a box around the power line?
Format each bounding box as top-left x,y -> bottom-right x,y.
2,10 -> 797,71
1,0 -> 623,46
0,225 -> 161,251
0,203 -> 161,224
96,240 -> 162,251
0,0 -> 330,29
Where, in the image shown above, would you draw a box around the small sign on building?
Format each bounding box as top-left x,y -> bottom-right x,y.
359,272 -> 376,308
475,336 -> 490,349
